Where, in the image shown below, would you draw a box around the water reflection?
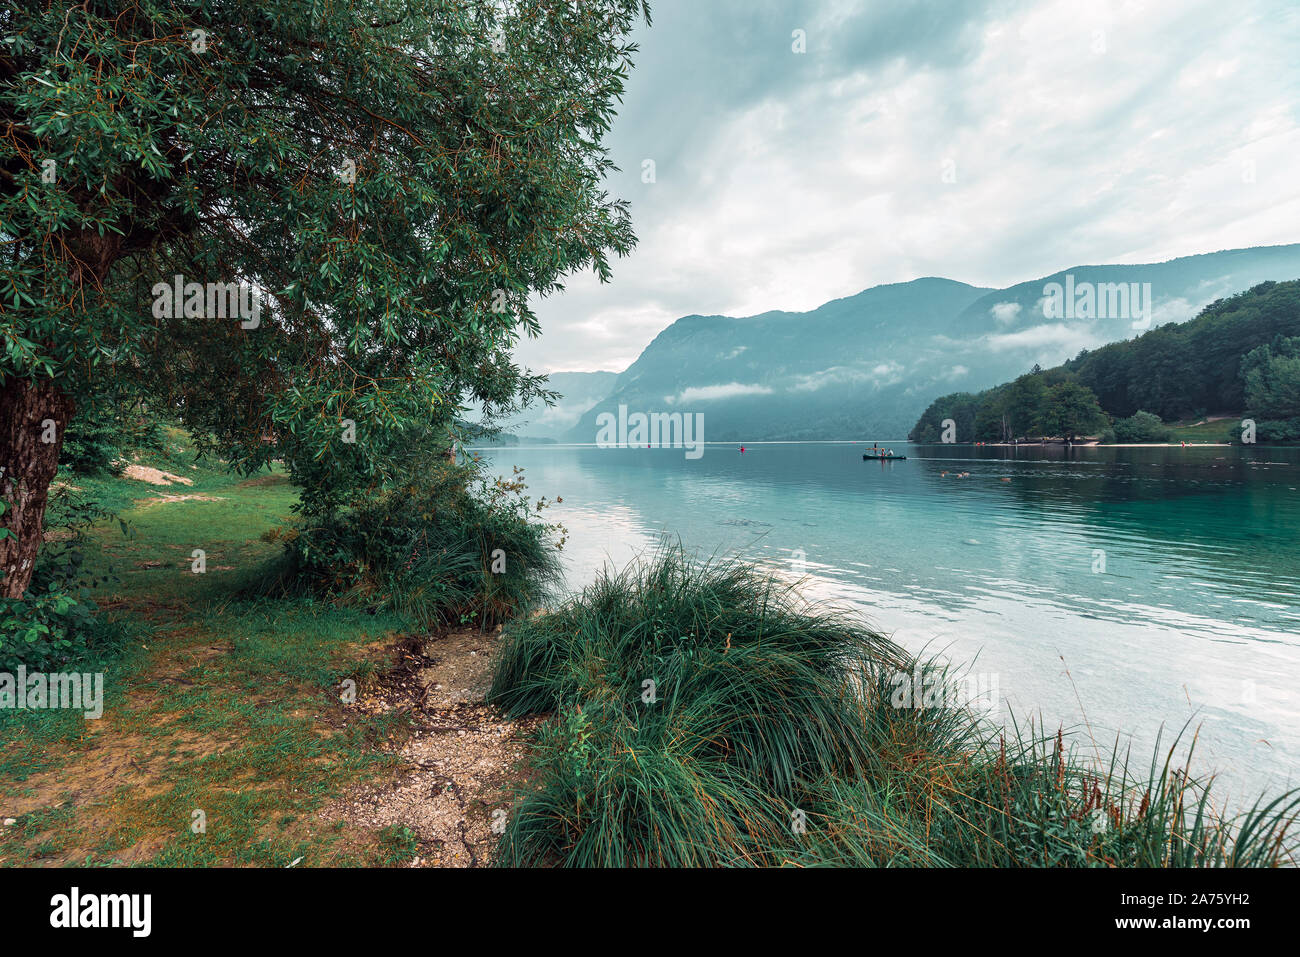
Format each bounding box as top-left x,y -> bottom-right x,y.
478,442 -> 1300,804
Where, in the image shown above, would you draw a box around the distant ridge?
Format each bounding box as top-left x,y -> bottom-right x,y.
549,243 -> 1300,442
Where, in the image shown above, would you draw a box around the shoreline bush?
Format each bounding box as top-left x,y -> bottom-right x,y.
1112,410 -> 1173,443
252,461 -> 564,631
489,548 -> 1299,867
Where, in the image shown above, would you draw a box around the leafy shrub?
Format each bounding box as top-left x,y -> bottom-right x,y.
1252,418 -> 1300,443
59,410 -> 120,476
1112,410 -> 1172,443
0,587 -> 103,672
253,459 -> 563,630
0,492 -> 120,671
59,397 -> 165,477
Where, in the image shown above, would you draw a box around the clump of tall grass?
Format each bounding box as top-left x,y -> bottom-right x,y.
489,547 -> 1299,867
251,461 -> 564,630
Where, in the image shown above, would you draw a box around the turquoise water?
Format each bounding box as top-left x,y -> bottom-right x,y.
478,441 -> 1300,805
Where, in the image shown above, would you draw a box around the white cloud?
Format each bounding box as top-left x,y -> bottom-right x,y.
791,366 -> 867,391
667,382 -> 774,403
981,323 -> 1108,356
515,0 -> 1300,374
790,362 -> 905,391
1151,297 -> 1196,327
991,302 -> 1022,324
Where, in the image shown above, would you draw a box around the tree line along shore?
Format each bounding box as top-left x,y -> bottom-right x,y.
910,282 -> 1300,447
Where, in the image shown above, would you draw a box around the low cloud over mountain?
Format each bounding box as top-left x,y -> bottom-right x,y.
501,244 -> 1300,441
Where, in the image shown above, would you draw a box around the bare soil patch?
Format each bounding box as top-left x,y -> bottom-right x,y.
0,614 -> 533,868
321,627 -> 538,867
236,474 -> 290,489
135,494 -> 226,508
121,465 -> 194,487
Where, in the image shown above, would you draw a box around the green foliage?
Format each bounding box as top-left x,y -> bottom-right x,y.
909,391 -> 978,443
1032,380 -> 1107,441
0,587 -> 100,672
1002,370 -> 1049,438
1063,280 -> 1300,420
1111,410 -> 1172,443
1249,418 -> 1300,443
58,404 -> 121,477
913,281 -> 1300,442
489,547 -> 909,865
1242,336 -> 1300,420
2,0 -> 648,519
0,492 -> 119,670
910,369 -> 1106,442
490,549 -> 1300,867
58,395 -> 165,477
253,460 -> 563,630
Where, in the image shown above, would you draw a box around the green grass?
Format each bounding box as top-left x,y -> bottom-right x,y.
10,429 -> 1296,868
48,427 -> 256,519
1163,416 -> 1239,443
0,432 -> 419,867
3,426 -> 574,867
375,824 -> 421,866
488,547 -> 1300,867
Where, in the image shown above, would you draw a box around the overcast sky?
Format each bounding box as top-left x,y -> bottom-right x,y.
516,0 -> 1300,375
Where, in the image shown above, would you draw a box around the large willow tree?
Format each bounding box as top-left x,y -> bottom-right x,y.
0,0 -> 647,597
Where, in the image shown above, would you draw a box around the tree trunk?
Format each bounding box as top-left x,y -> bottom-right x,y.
0,378 -> 74,598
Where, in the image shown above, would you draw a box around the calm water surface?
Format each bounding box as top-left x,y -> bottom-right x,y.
478,441 -> 1300,804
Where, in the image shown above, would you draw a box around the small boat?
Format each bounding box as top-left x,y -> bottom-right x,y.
863,453 -> 906,460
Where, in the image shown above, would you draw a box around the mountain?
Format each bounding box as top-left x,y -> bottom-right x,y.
488,370 -> 618,440
567,277 -> 993,442
564,244 -> 1300,442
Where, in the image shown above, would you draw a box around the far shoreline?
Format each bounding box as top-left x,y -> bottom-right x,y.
979,441 -> 1233,448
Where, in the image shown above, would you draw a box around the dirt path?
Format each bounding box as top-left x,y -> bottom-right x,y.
1,470 -> 538,868
320,627 -> 539,867
0,623 -> 536,867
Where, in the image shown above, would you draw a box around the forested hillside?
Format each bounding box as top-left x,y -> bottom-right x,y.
910,281 -> 1300,443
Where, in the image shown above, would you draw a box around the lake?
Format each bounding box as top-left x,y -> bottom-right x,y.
476,441 -> 1300,806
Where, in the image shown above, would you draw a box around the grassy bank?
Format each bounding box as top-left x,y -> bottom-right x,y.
487,549 -> 1300,867
4,439 -> 1296,867
0,438 -> 426,866
1164,417 -> 1240,443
